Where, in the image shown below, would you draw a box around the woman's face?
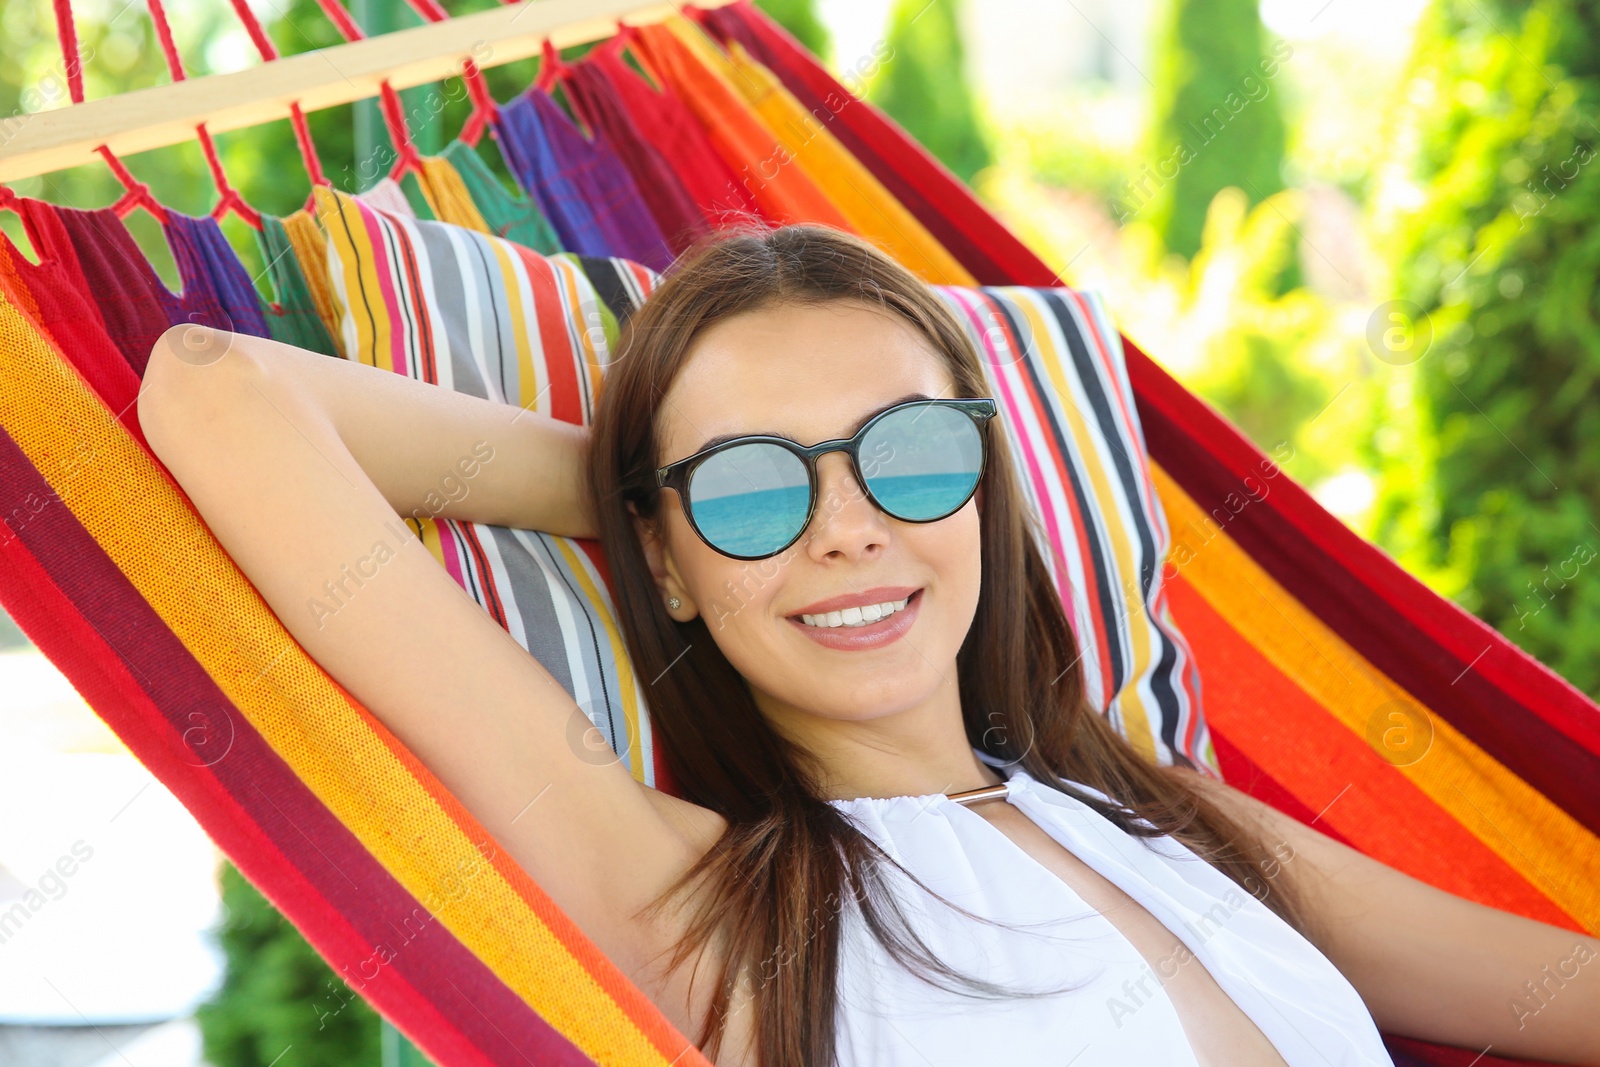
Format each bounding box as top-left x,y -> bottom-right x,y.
640,299 -> 984,736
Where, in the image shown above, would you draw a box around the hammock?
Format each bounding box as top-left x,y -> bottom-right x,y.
0,2 -> 1595,1066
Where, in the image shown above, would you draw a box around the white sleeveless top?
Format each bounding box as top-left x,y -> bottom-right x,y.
824,747 -> 1394,1066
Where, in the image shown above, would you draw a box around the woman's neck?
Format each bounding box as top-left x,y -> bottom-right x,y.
757,682 -> 1007,802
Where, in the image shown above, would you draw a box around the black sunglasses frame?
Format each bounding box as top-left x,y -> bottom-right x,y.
655,397 -> 999,561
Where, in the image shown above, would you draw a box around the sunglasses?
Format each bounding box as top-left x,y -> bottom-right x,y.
655,397 -> 998,560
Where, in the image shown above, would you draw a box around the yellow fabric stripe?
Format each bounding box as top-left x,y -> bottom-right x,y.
494,232 -> 543,411
1020,292 -> 1157,759
419,155 -> 494,234
1153,463 -> 1600,931
667,19 -> 976,287
0,295 -> 688,1065
317,187 -> 391,371
282,209 -> 343,345
548,538 -> 651,784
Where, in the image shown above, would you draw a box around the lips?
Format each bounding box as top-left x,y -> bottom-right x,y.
786,585 -> 921,619
787,589 -> 923,651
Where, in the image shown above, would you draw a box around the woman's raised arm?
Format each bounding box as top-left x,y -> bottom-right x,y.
1189,770 -> 1600,1064
150,324 -> 598,538
135,325 -> 724,996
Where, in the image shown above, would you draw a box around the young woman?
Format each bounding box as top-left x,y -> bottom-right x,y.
137,224 -> 1600,1067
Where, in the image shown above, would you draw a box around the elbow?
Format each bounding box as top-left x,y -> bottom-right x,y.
139,325 -> 262,449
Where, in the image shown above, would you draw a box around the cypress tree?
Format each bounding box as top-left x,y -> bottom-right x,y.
1372,0 -> 1600,697
866,0 -> 993,185
195,860 -> 381,1066
1141,0 -> 1291,261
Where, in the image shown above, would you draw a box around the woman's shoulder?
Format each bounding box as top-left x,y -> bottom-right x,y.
639,782 -> 728,852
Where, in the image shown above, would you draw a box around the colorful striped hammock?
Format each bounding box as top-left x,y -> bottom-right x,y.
0,2 -> 1595,1066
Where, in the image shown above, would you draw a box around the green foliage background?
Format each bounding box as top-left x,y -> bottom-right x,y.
1371,0 -> 1600,696
1142,0 -> 1290,261
865,0 -> 992,184
753,0 -> 832,65
3,0 -> 1599,1062
196,861 -> 381,1067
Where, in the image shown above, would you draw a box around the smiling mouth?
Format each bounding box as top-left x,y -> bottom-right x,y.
793,592 -> 916,629
785,588 -> 924,651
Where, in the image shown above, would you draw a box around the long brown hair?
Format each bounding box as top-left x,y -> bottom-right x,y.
586,223 -> 1308,1065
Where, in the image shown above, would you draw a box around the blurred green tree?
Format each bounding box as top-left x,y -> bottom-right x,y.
1142,0 -> 1290,263
753,0 -> 833,65
866,0 -> 992,185
1372,0 -> 1600,697
196,860 -> 381,1067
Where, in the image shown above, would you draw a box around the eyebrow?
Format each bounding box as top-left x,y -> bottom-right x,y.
690,393 -> 936,456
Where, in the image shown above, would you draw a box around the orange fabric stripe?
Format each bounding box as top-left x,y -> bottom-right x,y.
630,17 -> 855,232
1166,571 -> 1578,927
717,39 -> 976,286
0,294 -> 702,1065
1153,463 -> 1600,933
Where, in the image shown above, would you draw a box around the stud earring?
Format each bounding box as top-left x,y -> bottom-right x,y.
667,596 -> 681,610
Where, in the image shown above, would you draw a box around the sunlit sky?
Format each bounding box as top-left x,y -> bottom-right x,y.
819,0 -> 1433,103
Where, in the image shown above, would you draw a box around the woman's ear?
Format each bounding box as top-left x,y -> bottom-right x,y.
628,500 -> 694,619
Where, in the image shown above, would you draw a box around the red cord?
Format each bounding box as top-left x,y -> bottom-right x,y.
94,144 -> 171,224
125,0 -> 262,229
50,0 -> 86,104
144,0 -> 187,83
226,0 -> 278,60
536,36 -> 567,93
396,0 -> 497,148
599,20 -> 637,62
223,0 -> 328,205
459,57 -> 498,147
310,0 -> 366,42
400,0 -> 450,22
379,81 -> 425,180
52,0 -> 164,222
196,123 -> 263,228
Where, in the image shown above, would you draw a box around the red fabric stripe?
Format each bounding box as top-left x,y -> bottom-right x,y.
457,522 -> 510,628
1384,1034 -> 1569,1067
1210,731 -> 1356,849
700,1 -> 1053,286
995,291 -> 1118,696
0,520 -> 491,1063
522,252 -> 584,426
385,217 -> 438,381
0,426 -> 600,1066
0,201 -> 146,449
1136,351 -> 1600,836
1166,572 -> 1580,929
0,468 -> 493,1067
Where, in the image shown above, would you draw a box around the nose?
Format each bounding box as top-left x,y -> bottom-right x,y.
800,450 -> 889,561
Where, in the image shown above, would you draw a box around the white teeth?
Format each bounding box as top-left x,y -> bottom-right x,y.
799,596 -> 912,629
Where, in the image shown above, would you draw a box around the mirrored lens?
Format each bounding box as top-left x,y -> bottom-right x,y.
686,442 -> 811,557
860,404 -> 983,521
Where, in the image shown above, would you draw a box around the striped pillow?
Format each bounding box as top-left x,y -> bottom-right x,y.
315,189 -> 1212,783
315,187 -> 674,790
936,287 -> 1208,770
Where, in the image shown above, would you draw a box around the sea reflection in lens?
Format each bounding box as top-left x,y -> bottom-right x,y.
688,442 -> 811,558
861,404 -> 982,521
